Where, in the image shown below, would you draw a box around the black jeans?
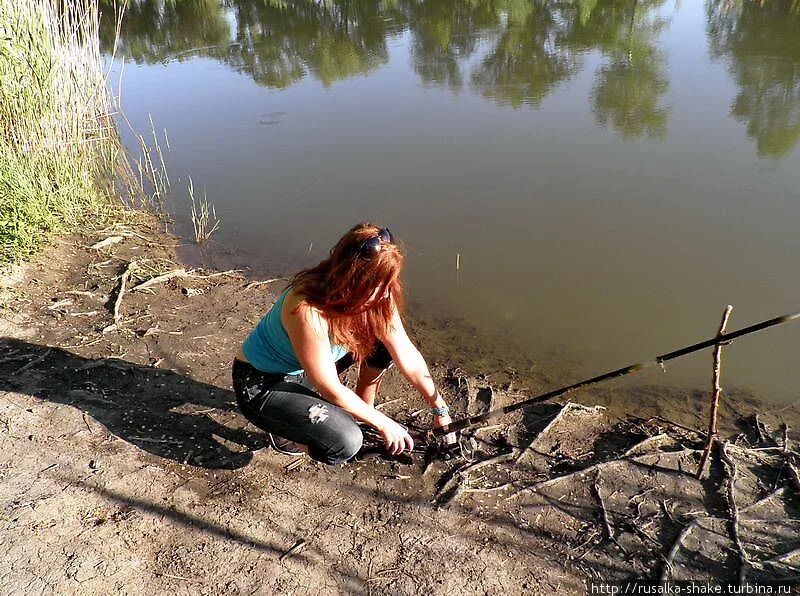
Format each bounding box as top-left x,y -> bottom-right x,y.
232,344 -> 393,465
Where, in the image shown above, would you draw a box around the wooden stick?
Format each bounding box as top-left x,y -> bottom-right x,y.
244,277 -> 287,290
696,305 -> 733,479
753,414 -> 777,447
279,540 -> 307,562
155,572 -> 192,581
525,460 -> 615,493
375,398 -> 402,410
622,433 -> 672,458
460,481 -> 517,494
129,437 -> 183,445
10,349 -> 53,376
458,450 -> 516,476
130,268 -> 188,292
113,261 -> 135,325
765,547 -> 800,565
660,519 -> 701,582
652,415 -> 705,437
285,458 -> 305,471
593,471 -> 614,543
435,450 -> 516,504
740,487 -> 786,514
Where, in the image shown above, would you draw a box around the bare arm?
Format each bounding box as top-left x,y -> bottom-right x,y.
380,304 -> 452,427
283,300 -> 414,453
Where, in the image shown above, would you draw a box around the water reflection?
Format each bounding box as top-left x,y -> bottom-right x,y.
707,0 -> 800,158
101,0 -> 402,87
564,0 -> 670,139
101,0 -> 800,152
100,0 -> 232,64
103,0 -> 671,138
468,2 -> 580,107
226,0 -> 402,88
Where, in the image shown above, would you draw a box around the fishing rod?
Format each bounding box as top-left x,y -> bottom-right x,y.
431,308 -> 800,438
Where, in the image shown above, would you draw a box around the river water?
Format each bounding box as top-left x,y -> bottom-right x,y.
103,0 -> 800,417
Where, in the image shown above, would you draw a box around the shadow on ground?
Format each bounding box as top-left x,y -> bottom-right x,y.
0,337 -> 264,469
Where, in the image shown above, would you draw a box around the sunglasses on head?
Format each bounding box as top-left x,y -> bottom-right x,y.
356,227 -> 393,259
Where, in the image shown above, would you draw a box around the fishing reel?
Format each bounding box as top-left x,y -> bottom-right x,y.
356,425 -> 477,464
425,430 -> 478,462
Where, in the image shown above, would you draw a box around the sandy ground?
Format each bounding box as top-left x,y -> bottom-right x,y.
1,218 -> 798,595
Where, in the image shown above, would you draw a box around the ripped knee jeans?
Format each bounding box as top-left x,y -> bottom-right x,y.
231,345 -> 392,465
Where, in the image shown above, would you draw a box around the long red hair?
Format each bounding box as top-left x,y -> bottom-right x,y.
288,223 -> 405,362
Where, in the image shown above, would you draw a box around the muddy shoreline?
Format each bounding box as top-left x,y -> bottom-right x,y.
1,216 -> 799,594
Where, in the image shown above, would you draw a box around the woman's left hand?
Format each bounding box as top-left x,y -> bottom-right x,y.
434,414 -> 457,445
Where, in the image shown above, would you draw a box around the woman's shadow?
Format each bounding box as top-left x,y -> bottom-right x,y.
1,337 -> 265,469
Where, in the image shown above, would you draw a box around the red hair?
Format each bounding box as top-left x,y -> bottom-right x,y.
288,223 -> 405,362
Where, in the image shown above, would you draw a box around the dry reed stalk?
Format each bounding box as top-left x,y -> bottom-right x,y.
188,177 -> 221,243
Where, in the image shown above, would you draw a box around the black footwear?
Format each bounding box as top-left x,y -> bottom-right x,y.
268,433 -> 305,456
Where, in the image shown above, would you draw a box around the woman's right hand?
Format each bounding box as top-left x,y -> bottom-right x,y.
379,418 -> 414,455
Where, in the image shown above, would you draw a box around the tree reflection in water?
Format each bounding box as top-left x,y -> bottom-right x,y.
100,0 -> 800,151
707,0 -> 800,158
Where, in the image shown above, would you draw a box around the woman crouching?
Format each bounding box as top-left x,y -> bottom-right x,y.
232,223 -> 452,464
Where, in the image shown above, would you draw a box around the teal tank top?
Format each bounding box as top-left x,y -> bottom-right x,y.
242,290 -> 348,374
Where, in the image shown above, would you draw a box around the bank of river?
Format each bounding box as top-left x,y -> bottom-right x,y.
1,215 -> 798,592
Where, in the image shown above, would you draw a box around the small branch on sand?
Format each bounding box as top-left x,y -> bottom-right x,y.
244,278 -> 287,290
460,481 -> 517,494
458,450 -> 517,477
112,261 -> 136,326
660,519 -> 701,582
130,268 -> 188,292
593,471 -> 615,544
651,416 -> 705,437
740,487 -> 786,514
90,236 -> 124,250
753,414 -> 778,447
696,305 -> 733,480
524,460 -> 615,493
285,458 -> 305,471
129,437 -> 183,445
375,398 -> 402,411
279,539 -> 307,562
765,547 -> 800,565
435,450 -> 516,505
11,348 -> 53,376
191,269 -> 243,279
517,435 -> 681,499
622,433 -> 673,458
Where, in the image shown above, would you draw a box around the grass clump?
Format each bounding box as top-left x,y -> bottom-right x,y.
0,0 -> 128,264
187,177 -> 220,244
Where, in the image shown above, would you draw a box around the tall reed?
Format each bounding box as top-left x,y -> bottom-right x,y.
0,0 -> 128,264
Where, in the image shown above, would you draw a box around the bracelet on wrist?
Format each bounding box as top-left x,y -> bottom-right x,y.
431,405 -> 450,417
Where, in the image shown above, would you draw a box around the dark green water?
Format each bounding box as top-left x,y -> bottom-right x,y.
104,0 -> 800,413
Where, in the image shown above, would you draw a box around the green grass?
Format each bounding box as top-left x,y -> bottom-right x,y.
0,0 -> 128,264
